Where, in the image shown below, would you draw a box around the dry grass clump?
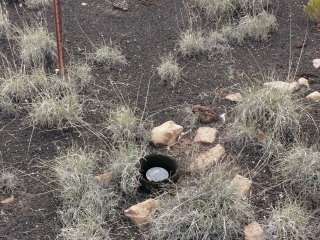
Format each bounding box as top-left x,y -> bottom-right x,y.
106,106 -> 149,143
235,11 -> 277,43
148,164 -> 253,240
92,43 -> 127,68
29,90 -> 83,129
306,0 -> 320,23
276,145 -> 320,201
194,0 -> 271,20
0,170 -> 18,192
205,29 -> 231,55
227,78 -> 301,152
68,62 -> 92,90
0,6 -> 10,39
55,148 -> 119,240
25,0 -> 51,9
157,54 -> 180,86
179,30 -> 205,56
107,142 -> 145,194
0,63 -> 87,128
18,24 -> 55,66
265,201 -> 314,240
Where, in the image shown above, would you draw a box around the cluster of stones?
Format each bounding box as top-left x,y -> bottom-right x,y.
91,68 -> 320,236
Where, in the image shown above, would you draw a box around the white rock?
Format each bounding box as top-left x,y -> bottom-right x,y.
298,78 -> 309,88
194,127 -> 218,144
124,199 -> 160,230
188,144 -> 226,172
151,121 -> 183,147
313,58 -> 320,69
306,91 -> 320,102
230,174 -> 252,199
225,93 -> 243,102
244,221 -> 266,240
93,172 -> 114,187
263,81 -> 298,92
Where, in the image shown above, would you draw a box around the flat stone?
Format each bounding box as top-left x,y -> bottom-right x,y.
113,0 -> 129,11
263,81 -> 298,92
313,58 -> 320,69
244,221 -> 266,240
298,78 -> 309,88
124,199 -> 160,230
230,174 -> 252,199
225,93 -> 243,102
151,121 -> 183,147
306,91 -> 320,102
188,144 -> 225,172
194,127 -> 218,144
93,172 -> 114,187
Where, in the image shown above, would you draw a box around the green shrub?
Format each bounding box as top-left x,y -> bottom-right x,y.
306,0 -> 320,23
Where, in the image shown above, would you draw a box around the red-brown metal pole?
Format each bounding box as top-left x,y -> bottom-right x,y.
53,0 -> 65,77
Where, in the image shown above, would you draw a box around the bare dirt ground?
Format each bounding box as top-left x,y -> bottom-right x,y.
1,0 -> 320,239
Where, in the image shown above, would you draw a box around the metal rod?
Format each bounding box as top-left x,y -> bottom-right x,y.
53,0 -> 65,77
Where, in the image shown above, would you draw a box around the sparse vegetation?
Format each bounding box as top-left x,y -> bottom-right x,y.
148,164 -> 253,240
194,0 -> 271,20
55,148 -> 119,240
25,0 -> 51,8
157,54 -> 180,86
68,62 -> 92,90
227,76 -> 301,151
29,90 -> 83,129
92,43 -> 127,68
179,30 -> 205,56
0,6 -> 10,39
0,170 -> 17,191
306,0 -> 320,23
106,106 -> 148,143
235,11 -> 277,43
107,142 -> 145,194
265,201 -> 314,240
18,25 -> 56,66
276,145 -> 320,202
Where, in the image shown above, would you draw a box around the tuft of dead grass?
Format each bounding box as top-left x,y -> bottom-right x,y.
227,75 -> 302,154
92,43 -> 127,68
235,11 -> 277,43
0,5 -> 10,39
106,142 -> 146,194
157,53 -> 180,86
179,30 -> 205,56
25,0 -> 52,9
275,145 -> 320,202
265,201 -> 315,240
147,164 -> 253,240
29,90 -> 83,129
18,24 -> 56,66
0,170 -> 18,192
55,148 -> 119,240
